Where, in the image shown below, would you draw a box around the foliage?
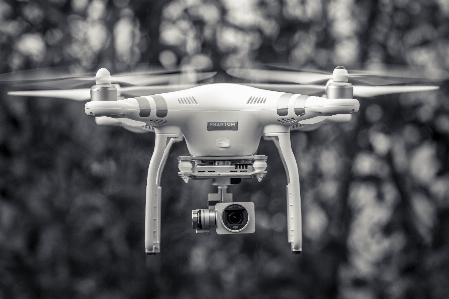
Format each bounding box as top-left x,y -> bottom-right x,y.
1,0 -> 449,298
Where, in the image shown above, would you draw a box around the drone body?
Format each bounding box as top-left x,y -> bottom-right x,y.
85,76 -> 360,254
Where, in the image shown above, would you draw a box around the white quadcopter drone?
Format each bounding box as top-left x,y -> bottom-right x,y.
6,65 -> 440,254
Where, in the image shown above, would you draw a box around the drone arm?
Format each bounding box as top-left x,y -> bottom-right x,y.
145,131 -> 183,254
264,128 -> 302,253
94,116 -> 153,133
292,114 -> 352,132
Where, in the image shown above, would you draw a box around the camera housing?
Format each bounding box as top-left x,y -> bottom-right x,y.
215,202 -> 255,234
215,202 -> 256,235
192,202 -> 255,235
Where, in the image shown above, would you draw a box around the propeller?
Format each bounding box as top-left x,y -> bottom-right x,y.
265,62 -> 449,81
353,85 -> 439,97
242,83 -> 325,95
8,89 -> 91,101
1,65 -> 215,89
7,84 -> 200,101
227,64 -> 449,85
6,70 -> 215,89
227,68 -> 331,85
7,67 -> 216,101
243,83 -> 439,98
228,65 -> 441,98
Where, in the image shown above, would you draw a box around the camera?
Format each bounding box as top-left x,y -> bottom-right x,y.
216,202 -> 255,234
192,202 -> 255,235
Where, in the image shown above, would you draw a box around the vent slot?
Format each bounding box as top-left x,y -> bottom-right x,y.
291,123 -> 304,130
247,96 -> 267,104
178,96 -> 198,105
147,119 -> 167,126
277,118 -> 298,125
235,164 -> 249,169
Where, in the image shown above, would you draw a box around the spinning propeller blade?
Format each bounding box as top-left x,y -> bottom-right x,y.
228,64 -> 449,85
7,84 -> 200,101
353,85 -> 439,97
7,89 -> 91,101
6,71 -> 215,89
242,83 -> 325,95
228,65 -> 442,97
263,63 -> 330,74
119,84 -> 197,97
1,66 -> 215,89
242,83 -> 438,98
54,71 -> 216,88
6,65 -> 216,100
227,68 -> 329,84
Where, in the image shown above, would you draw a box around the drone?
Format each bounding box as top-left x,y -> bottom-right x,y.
5,65 -> 440,254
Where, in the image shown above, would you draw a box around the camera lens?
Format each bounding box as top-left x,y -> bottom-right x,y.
221,204 -> 249,232
227,211 -> 244,224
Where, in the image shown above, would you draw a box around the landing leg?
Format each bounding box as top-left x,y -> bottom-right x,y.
264,132 -> 302,253
145,133 -> 183,254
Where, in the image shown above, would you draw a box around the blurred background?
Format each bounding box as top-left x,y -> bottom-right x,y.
1,0 -> 449,298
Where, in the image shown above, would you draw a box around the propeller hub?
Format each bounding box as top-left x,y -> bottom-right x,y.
327,66 -> 353,99
332,66 -> 348,82
91,69 -> 117,102
96,68 -> 112,85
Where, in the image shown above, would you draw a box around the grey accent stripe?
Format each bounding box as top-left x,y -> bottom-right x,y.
135,97 -> 151,117
277,93 -> 293,116
294,95 -> 308,116
151,95 -> 168,118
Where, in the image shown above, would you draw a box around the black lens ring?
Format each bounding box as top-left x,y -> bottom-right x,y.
227,210 -> 244,224
221,204 -> 249,233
